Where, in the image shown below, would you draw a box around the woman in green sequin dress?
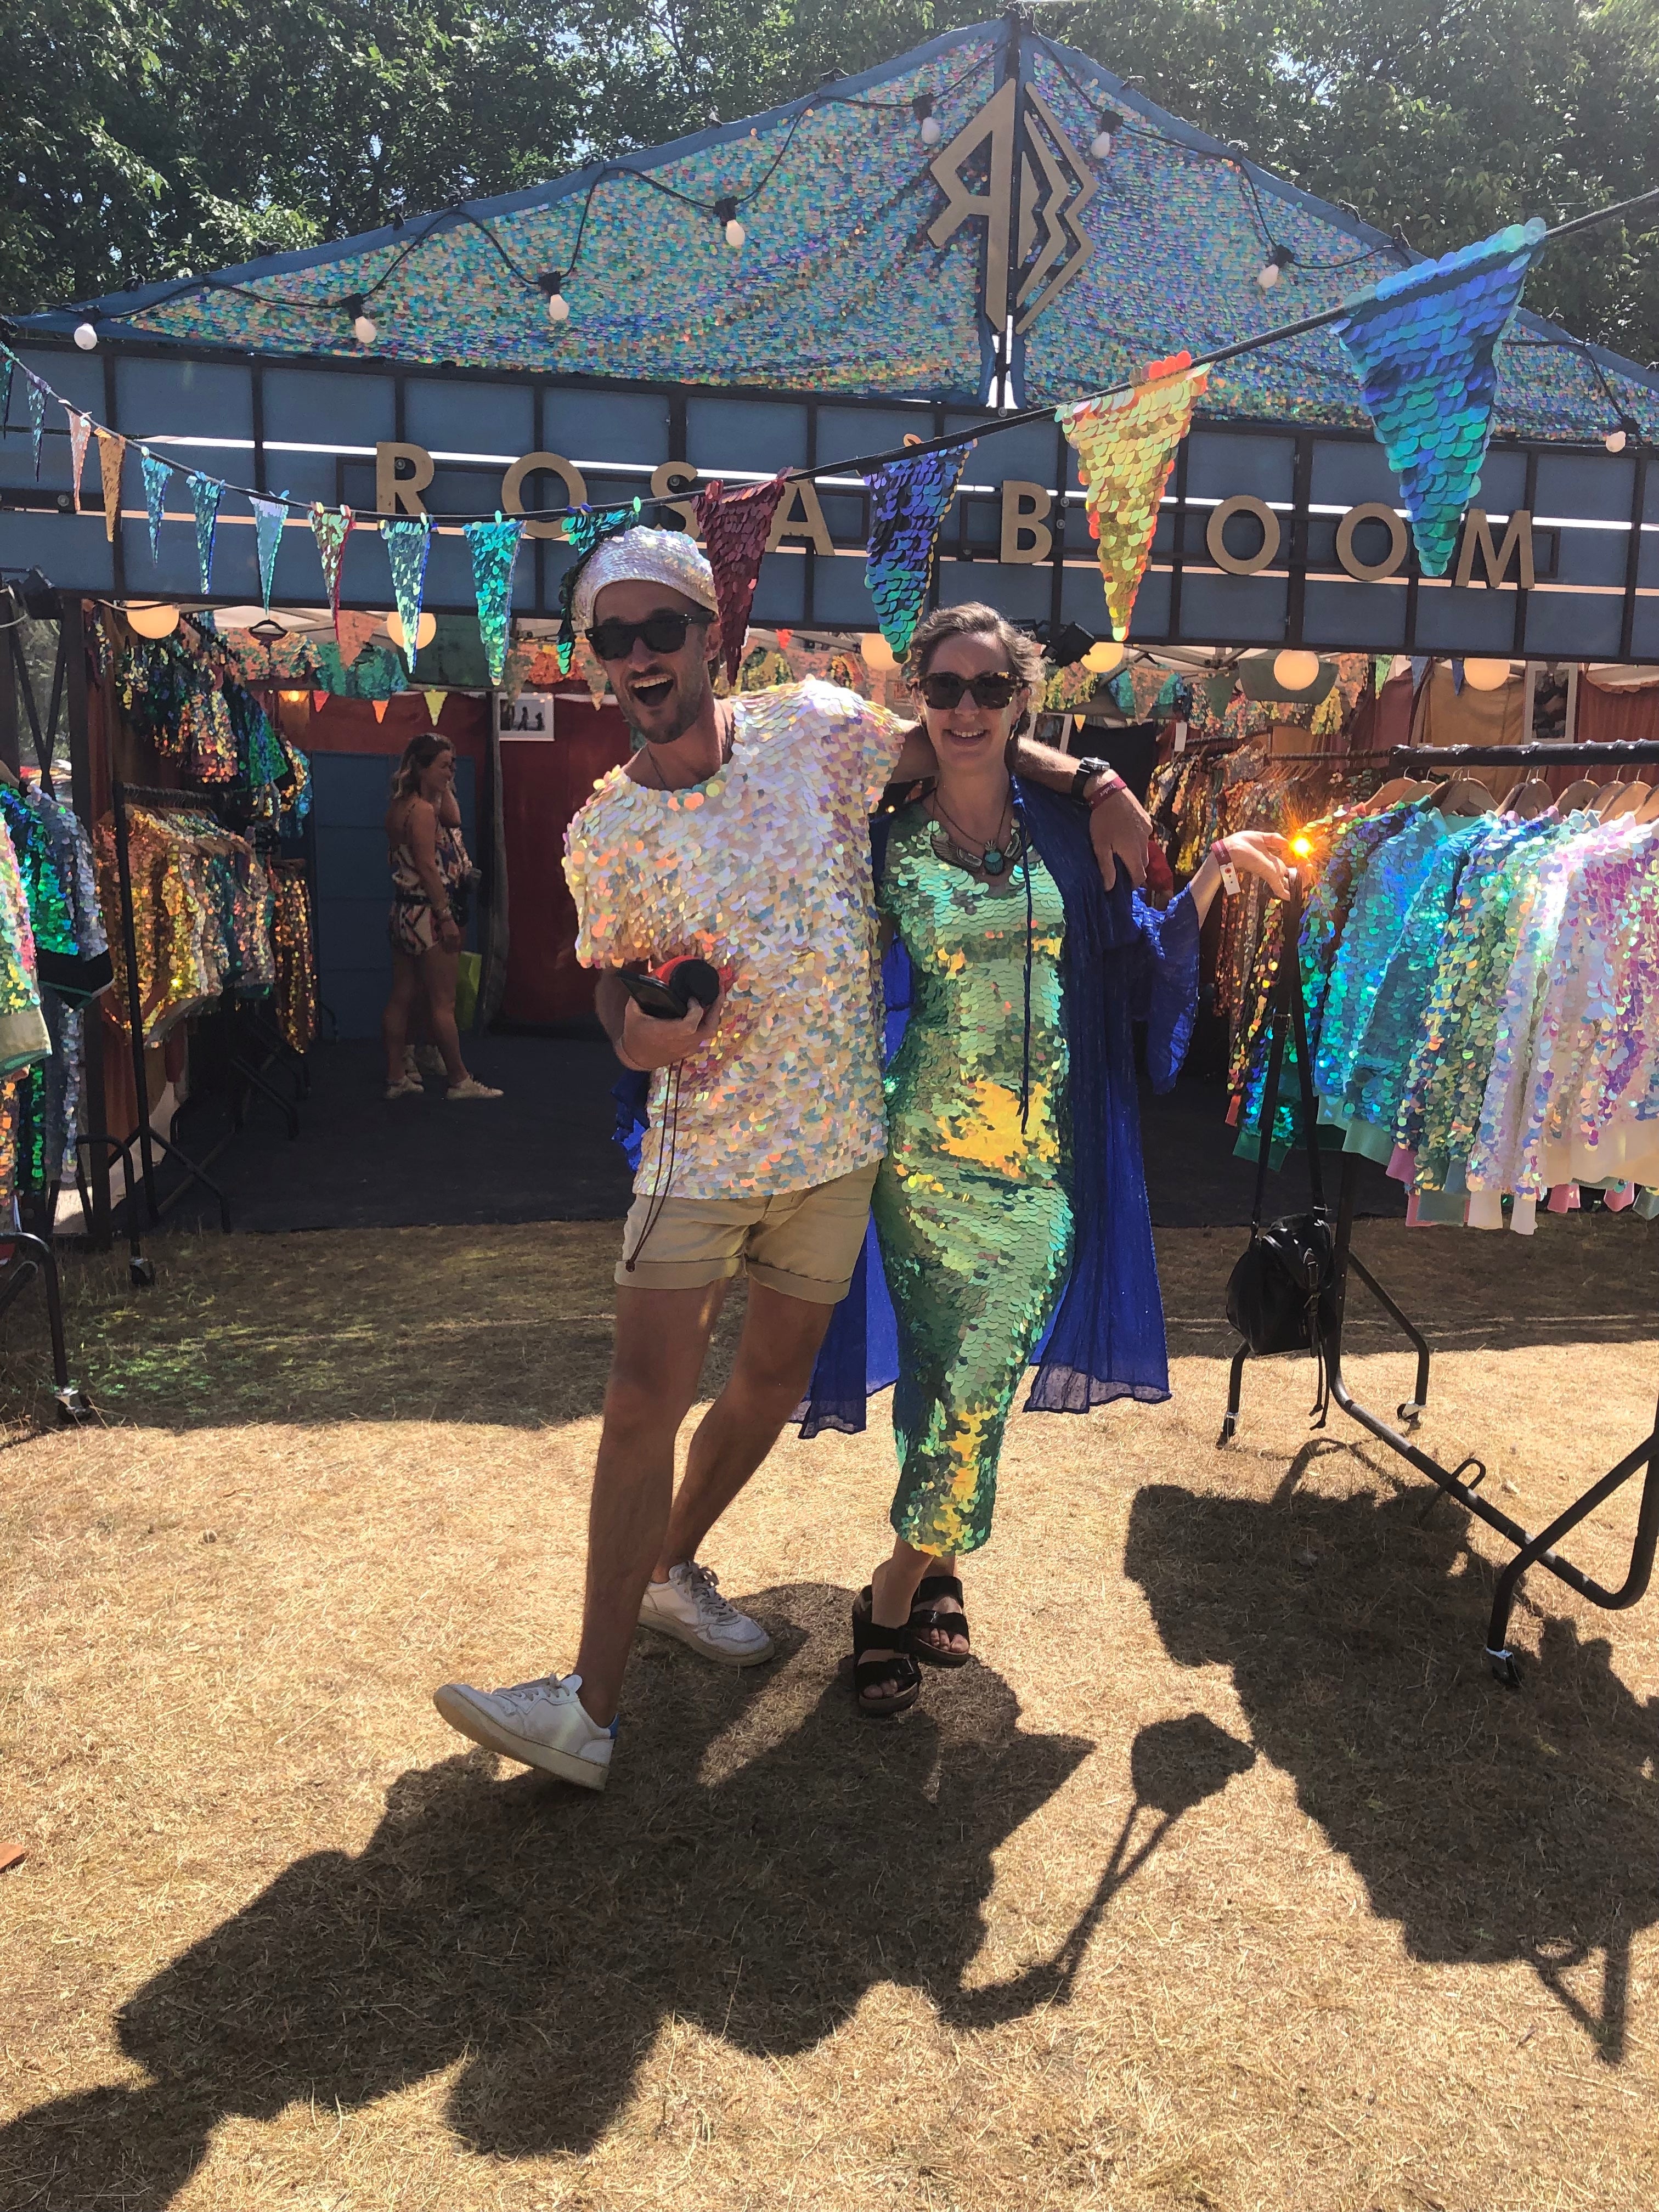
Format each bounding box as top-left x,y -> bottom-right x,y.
853,609 -> 1288,1716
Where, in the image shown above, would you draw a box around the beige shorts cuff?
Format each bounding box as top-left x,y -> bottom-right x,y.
614,1159 -> 879,1304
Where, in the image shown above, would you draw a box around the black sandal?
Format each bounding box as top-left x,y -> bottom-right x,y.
851,1587 -> 921,1719
908,1575 -> 972,1668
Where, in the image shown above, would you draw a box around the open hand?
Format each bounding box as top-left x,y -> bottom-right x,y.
1221,831 -> 1293,899
1088,780 -> 1152,893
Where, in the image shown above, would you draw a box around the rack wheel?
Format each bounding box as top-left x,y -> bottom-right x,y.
129,1256 -> 156,1288
1397,1400 -> 1424,1424
1486,1646 -> 1521,1689
52,1384 -> 92,1427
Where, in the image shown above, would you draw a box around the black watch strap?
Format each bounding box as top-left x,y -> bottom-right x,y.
1070,755 -> 1109,801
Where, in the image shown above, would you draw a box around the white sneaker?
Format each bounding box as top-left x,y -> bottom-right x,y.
432,1671 -> 616,1790
638,1560 -> 775,1667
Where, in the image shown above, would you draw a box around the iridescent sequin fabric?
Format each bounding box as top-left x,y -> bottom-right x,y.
563,680 -> 907,1198
875,811 -> 1071,1556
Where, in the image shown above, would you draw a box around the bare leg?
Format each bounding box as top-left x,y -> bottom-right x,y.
653,1279 -> 836,1579
382,950 -> 422,1085
573,1280 -> 730,1726
420,945 -> 470,1085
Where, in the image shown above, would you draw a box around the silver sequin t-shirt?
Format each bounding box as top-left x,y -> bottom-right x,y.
564,680 -> 908,1199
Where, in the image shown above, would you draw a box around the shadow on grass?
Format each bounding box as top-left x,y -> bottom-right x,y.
1126,1470 -> 1659,2063
0,1583 -> 1254,2209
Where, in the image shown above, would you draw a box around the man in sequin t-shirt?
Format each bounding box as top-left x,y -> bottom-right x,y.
435,529 -> 1153,1791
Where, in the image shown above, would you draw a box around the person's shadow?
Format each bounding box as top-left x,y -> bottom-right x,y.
1,1584 -> 1255,2208
1125,1462 -> 1659,2062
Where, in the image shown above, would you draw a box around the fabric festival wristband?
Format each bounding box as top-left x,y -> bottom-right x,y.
1085,771 -> 1127,805
1210,840 -> 1242,896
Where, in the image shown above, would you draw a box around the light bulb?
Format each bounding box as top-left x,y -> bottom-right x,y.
860,631 -> 897,672
1256,259 -> 1280,290
352,313 -> 377,344
1084,640 -> 1124,674
724,218 -> 746,249
1462,657 -> 1511,691
73,321 -> 98,351
1273,648 -> 1322,691
1090,131 -> 1113,158
547,289 -> 570,324
920,115 -> 941,145
124,602 -> 180,639
387,610 -> 437,652
1606,427 -> 1628,453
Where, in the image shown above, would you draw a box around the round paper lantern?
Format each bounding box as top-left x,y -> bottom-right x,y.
860,631 -> 897,672
1273,648 -> 1322,691
1462,657 -> 1511,691
1083,640 -> 1124,675
125,602 -> 180,639
387,610 -> 437,652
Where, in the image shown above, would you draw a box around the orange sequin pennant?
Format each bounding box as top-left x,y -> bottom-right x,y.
1059,354 -> 1209,642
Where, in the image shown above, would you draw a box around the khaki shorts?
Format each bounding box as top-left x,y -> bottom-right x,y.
615,1160 -> 879,1302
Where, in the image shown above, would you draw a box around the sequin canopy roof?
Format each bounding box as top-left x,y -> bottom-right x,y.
22,19 -> 1659,444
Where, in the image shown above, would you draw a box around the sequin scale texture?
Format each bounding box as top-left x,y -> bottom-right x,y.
1335,221 -> 1548,575
562,680 -> 907,1199
875,810 -> 1072,1557
1060,356 -> 1209,640
86,30 -> 1655,444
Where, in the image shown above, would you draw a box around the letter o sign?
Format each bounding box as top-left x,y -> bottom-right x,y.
1335,501 -> 1408,583
1205,495 -> 1282,575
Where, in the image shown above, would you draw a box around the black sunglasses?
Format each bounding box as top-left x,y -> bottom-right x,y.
916,670 -> 1023,710
586,610 -> 714,661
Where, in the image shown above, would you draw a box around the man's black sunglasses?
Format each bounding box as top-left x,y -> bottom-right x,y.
916,670 -> 1022,710
586,610 -> 714,661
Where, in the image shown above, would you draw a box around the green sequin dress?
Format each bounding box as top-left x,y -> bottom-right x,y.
874,810 -> 1074,1558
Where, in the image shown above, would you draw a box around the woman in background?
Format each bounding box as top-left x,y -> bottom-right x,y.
381,732 -> 500,1102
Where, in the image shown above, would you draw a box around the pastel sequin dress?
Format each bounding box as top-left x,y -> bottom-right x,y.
873,810 -> 1073,1556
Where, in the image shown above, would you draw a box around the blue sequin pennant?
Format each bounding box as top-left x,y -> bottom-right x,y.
188,472 -> 223,591
140,449 -> 173,560
25,374 -> 45,480
463,512 -> 524,684
0,352 -> 12,435
380,515 -> 433,669
251,493 -> 290,610
1335,219 -> 1547,577
864,443 -> 975,657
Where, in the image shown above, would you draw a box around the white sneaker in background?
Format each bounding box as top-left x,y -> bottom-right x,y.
638,1560 -> 775,1667
446,1077 -> 504,1100
433,1671 -> 616,1790
385,1075 -> 424,1099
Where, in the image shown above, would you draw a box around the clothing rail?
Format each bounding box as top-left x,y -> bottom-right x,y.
1223,857 -> 1659,1687
1391,741 -> 1659,771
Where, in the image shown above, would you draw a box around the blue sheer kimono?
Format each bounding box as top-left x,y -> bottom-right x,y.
797,777 -> 1200,1435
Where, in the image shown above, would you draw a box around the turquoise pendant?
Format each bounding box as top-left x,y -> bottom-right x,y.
983,845 -> 1006,874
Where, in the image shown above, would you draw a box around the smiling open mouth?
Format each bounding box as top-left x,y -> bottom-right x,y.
629,672 -> 675,707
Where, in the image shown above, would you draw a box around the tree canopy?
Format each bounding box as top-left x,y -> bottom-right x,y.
5,0 -> 1656,362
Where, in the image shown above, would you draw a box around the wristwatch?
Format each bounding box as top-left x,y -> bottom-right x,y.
1070,755 -> 1111,801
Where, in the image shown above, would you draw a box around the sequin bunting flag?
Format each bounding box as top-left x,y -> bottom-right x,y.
311,504 -> 354,635
863,444 -> 974,658
1059,354 -> 1209,641
1334,219 -> 1547,577
555,498 -> 642,673
462,512 -> 524,684
697,476 -> 789,681
140,449 -> 172,558
0,353 -> 13,433
65,408 -> 93,512
577,637 -> 611,707
188,472 -> 224,590
25,374 -> 44,479
95,429 -> 126,543
380,516 -> 433,670
251,494 -> 289,610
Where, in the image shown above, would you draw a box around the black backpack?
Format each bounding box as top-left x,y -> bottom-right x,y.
1224,907 -> 1339,1399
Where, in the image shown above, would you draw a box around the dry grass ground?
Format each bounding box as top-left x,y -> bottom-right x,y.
2,1215 -> 1658,2211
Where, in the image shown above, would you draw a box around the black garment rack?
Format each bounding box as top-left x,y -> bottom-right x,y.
109,781 -> 308,1280
1224,759 -> 1659,1684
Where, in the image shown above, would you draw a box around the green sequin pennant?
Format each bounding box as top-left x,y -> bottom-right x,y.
463,512 -> 524,685
380,516 -> 433,670
188,473 -> 224,591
